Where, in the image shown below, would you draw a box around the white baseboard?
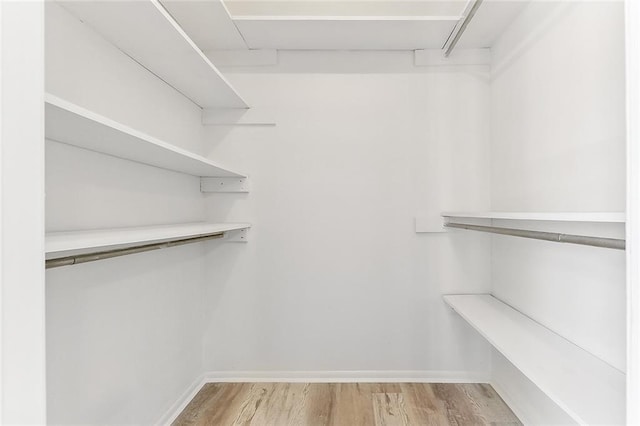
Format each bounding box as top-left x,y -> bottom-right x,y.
202,370 -> 490,383
155,374 -> 207,426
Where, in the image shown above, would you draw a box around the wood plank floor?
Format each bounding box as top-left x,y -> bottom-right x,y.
172,383 -> 521,426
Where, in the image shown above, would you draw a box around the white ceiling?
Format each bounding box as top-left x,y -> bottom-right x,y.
162,0 -> 530,52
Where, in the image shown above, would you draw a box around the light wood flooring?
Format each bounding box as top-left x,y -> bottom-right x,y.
172,383 -> 521,426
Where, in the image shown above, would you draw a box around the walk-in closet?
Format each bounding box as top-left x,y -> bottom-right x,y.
0,0 -> 638,424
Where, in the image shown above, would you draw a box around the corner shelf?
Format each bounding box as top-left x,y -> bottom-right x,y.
58,0 -> 247,109
46,222 -> 251,259
45,94 -> 245,178
444,294 -> 625,425
442,211 -> 625,223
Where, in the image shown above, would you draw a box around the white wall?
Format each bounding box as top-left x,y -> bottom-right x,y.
0,1 -> 46,424
45,4 -> 209,424
489,1 -> 627,421
491,1 -> 626,212
199,51 -> 494,379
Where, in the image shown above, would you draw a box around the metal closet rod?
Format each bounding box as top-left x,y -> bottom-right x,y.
444,222 -> 626,250
46,232 -> 225,269
443,0 -> 484,57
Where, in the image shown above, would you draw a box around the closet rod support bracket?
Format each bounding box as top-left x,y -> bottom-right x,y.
226,228 -> 249,243
201,177 -> 250,193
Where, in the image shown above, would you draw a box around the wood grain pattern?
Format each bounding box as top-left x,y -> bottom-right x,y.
399,383 -> 448,425
372,392 -> 410,426
173,383 -> 520,426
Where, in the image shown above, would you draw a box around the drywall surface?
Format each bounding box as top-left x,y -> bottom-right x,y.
46,247 -> 205,425
490,0 -> 626,420
491,1 -> 626,212
1,1 -> 46,423
45,141 -> 205,232
45,4 -> 207,424
200,51 -> 493,378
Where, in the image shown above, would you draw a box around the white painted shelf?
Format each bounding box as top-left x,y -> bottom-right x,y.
160,0 -> 247,51
45,94 -> 245,178
442,211 -> 625,223
232,16 -> 460,50
58,0 -> 247,108
444,294 -> 625,425
46,222 -> 251,258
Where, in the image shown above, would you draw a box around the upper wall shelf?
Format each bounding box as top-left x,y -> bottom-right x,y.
442,212 -> 626,223
57,0 -> 247,109
222,1 -> 528,51
231,16 -> 460,50
444,294 -> 625,425
160,0 -> 248,51
45,94 -> 245,178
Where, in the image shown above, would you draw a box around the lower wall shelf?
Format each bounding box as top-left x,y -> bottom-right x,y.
46,222 -> 251,267
443,294 -> 625,425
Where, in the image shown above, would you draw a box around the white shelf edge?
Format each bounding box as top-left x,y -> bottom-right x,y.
443,294 -> 625,425
46,222 -> 251,256
45,94 -> 247,178
441,211 -> 626,223
232,15 -> 461,21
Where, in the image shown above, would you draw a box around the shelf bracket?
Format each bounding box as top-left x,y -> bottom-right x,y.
225,228 -> 248,243
201,177 -> 250,193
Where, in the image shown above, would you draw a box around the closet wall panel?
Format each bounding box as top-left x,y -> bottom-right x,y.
199,51 -> 493,377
